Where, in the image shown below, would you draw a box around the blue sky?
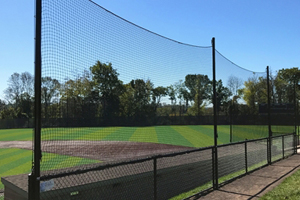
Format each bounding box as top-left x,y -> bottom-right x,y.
0,0 -> 299,100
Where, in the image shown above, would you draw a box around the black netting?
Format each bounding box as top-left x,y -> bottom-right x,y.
217,143 -> 245,184
246,139 -> 268,171
284,134 -> 294,157
24,0 -> 297,199
215,50 -> 268,143
157,148 -> 213,199
271,136 -> 283,162
41,0 -> 212,175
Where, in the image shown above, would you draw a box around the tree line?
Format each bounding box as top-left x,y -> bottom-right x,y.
0,61 -> 299,124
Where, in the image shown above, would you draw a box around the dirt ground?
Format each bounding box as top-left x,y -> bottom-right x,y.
0,140 -> 194,161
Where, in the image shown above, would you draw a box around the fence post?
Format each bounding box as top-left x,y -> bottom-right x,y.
153,157 -> 157,200
267,66 -> 272,165
28,173 -> 34,200
245,140 -> 248,174
282,135 -> 284,158
267,138 -> 270,164
212,37 -> 218,189
295,134 -> 297,154
230,101 -> 233,143
212,148 -> 216,189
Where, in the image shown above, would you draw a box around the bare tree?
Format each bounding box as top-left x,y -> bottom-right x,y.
227,75 -> 243,97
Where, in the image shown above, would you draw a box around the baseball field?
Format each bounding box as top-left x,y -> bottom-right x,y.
0,125 -> 294,194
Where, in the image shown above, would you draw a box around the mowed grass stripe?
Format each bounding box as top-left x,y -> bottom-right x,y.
73,128 -> 104,140
2,160 -> 31,177
76,127 -> 116,140
0,128 -> 31,136
0,148 -> 100,190
272,125 -> 294,133
40,153 -> 61,171
155,126 -> 193,147
40,152 -> 99,171
42,127 -> 84,140
240,125 -> 269,138
171,126 -> 215,147
103,127 -> 136,141
0,150 -> 32,168
45,128 -> 91,140
41,128 -> 67,140
0,148 -> 21,157
129,127 -> 158,143
49,156 -> 82,170
75,157 -> 100,166
232,125 -> 267,140
0,129 -> 32,141
189,125 -> 231,144
0,153 -> 32,174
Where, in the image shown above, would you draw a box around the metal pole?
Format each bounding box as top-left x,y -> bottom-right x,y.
245,140 -> 248,174
212,37 -> 218,189
282,135 -> 284,158
230,100 -> 233,143
29,0 -> 42,199
294,79 -> 297,154
294,79 -> 297,135
153,158 -> 157,200
212,148 -> 215,188
267,66 -> 272,164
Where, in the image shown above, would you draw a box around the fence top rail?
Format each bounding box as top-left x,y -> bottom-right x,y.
218,137 -> 268,148
272,133 -> 295,138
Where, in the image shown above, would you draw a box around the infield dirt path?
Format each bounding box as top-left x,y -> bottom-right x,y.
0,140 -> 194,161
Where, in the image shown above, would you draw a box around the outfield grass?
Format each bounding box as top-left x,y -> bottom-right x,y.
0,148 -> 99,190
1,125 -> 292,147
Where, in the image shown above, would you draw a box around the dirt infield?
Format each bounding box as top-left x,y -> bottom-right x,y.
0,141 -> 194,161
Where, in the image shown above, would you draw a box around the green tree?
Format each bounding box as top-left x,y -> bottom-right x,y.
42,77 -> 60,118
167,85 -> 177,116
241,75 -> 267,114
59,71 -> 96,119
119,83 -> 135,117
130,79 -> 153,118
185,74 -> 211,116
0,107 -> 19,119
214,80 -> 232,114
90,61 -> 123,118
274,67 -> 300,103
152,86 -> 168,113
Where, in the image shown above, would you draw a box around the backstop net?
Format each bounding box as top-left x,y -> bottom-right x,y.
215,50 -> 268,142
40,0 -> 213,178
268,68 -> 297,136
31,0 -> 296,199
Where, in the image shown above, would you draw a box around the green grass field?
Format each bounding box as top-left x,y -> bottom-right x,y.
260,168 -> 300,200
0,125 -> 294,196
0,148 -> 99,190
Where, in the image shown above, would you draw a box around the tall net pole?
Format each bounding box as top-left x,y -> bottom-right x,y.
212,37 -> 218,189
29,0 -> 42,199
267,66 -> 272,164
